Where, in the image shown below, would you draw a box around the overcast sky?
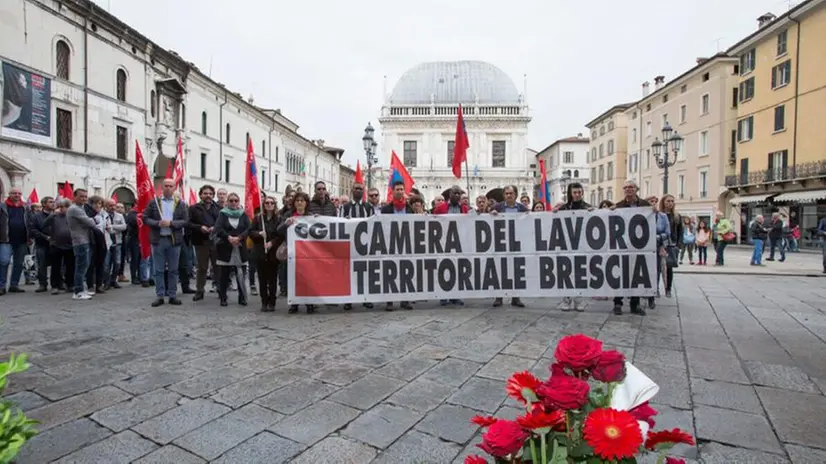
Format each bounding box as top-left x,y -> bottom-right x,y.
98,0 -> 792,168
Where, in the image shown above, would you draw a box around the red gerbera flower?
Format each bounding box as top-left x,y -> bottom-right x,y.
665,457 -> 686,464
516,408 -> 566,431
505,371 -> 543,404
464,456 -> 488,464
470,415 -> 498,428
582,408 -> 644,461
644,428 -> 695,451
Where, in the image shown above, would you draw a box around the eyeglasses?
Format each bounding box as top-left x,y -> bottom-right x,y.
228,199 -> 240,203
316,187 -> 326,191
369,193 -> 378,197
264,201 -> 275,205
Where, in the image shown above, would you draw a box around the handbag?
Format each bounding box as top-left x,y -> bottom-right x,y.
682,230 -> 696,245
664,242 -> 679,268
275,242 -> 288,261
722,232 -> 736,242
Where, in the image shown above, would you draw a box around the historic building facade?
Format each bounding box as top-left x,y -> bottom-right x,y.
534,135 -> 590,204
585,104 -> 633,206
0,0 -> 341,203
378,61 -> 533,202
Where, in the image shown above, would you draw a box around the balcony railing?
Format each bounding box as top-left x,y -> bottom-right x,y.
724,160 -> 826,187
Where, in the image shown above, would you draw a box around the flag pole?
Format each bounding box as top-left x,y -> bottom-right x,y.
464,159 -> 471,196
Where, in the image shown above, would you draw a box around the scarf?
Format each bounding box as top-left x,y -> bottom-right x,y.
5,198 -> 22,208
392,198 -> 407,210
221,207 -> 245,218
292,210 -> 304,217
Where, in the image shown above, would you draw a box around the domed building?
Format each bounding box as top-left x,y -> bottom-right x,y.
378,61 -> 533,203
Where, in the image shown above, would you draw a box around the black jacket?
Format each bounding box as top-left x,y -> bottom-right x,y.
308,197 -> 337,217
614,196 -> 649,208
188,201 -> 221,246
43,212 -> 73,250
751,221 -> 769,240
769,219 -> 784,240
557,200 -> 592,211
250,213 -> 282,262
276,210 -> 312,240
380,203 -> 415,215
213,212 -> 251,263
340,200 -> 374,219
27,210 -> 51,246
125,209 -> 139,241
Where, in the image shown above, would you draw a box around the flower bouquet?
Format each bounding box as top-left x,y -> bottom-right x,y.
466,334 -> 694,464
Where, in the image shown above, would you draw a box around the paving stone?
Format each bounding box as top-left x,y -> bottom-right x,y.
374,429 -> 462,464
174,404 -> 283,460
691,379 -> 764,414
313,362 -> 372,386
598,322 -> 640,347
786,444 -> 826,464
255,378 -> 338,414
130,398 -> 230,445
184,348 -> 252,370
34,345 -> 112,369
501,338 -> 549,359
91,389 -> 182,432
686,346 -> 750,384
341,403 -> 423,448
132,445 -> 206,464
375,355 -> 438,381
212,432 -> 305,464
756,386 -> 826,448
233,349 -> 301,373
476,353 -> 536,381
744,360 -> 820,393
420,357 -> 482,386
5,390 -> 49,411
167,366 -> 254,398
699,442 -> 789,463
448,376 -> 506,413
28,385 -> 133,431
54,430 -> 158,463
268,400 -> 360,445
328,373 -> 405,410
346,344 -> 407,368
15,418 -> 112,464
633,346 -> 686,368
415,403 -> 480,444
291,436 -> 377,464
211,365 -> 309,408
33,368 -> 128,401
386,378 -> 456,412
451,339 -> 508,363
452,431 -> 483,464
635,363 -> 691,409
635,329 -> 682,350
409,343 -> 454,360
114,366 -> 204,395
3,370 -> 57,394
694,404 -> 782,453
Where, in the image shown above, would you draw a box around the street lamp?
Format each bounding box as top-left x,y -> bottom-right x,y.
362,122 -> 375,189
651,122 -> 683,195
560,170 -> 571,202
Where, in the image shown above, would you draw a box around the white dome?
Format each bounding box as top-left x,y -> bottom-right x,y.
389,61 -> 521,105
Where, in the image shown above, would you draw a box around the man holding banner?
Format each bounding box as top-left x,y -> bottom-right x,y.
379,180 -> 414,310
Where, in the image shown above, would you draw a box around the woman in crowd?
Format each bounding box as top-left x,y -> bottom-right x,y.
277,191 -> 314,314
410,196 -> 427,214
713,211 -> 733,266
85,196 -> 107,295
43,198 -> 75,294
213,192 -> 251,307
532,202 -> 546,212
658,194 -> 682,298
679,216 -> 696,265
250,195 -> 282,312
277,189 -> 295,297
695,221 -> 710,265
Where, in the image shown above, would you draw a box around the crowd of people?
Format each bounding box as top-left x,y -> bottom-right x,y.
3,177 -> 806,316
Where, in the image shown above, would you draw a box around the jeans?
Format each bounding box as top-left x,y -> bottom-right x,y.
151,237 -> 181,298
715,241 -> 727,265
141,256 -> 153,282
49,247 -> 74,290
769,238 -> 786,261
104,244 -> 122,285
697,246 -> 708,264
680,243 -> 695,262
751,239 -> 764,265
178,244 -> 193,290
72,243 -> 91,294
35,244 -> 50,287
0,243 -> 28,289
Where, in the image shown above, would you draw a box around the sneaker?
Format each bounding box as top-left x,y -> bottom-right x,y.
35,286 -> 48,293
73,292 -> 92,300
573,299 -> 587,312
51,288 -> 61,295
250,285 -> 258,296
559,298 -> 573,312
86,288 -> 96,295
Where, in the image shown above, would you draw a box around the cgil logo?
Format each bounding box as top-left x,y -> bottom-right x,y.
294,222 -> 350,240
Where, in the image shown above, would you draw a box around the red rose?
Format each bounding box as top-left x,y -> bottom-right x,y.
476,420 -> 528,458
464,456 -> 488,464
665,458 -> 686,464
629,402 -> 658,428
537,373 -> 590,410
554,334 -> 603,372
592,350 -> 626,383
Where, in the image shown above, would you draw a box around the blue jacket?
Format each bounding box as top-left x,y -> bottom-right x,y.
655,212 -> 671,247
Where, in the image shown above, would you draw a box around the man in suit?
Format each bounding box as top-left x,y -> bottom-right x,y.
143,178 -> 189,307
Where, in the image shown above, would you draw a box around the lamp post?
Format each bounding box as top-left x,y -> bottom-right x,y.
651,122 -> 683,195
362,122 -> 377,189
560,170 -> 571,202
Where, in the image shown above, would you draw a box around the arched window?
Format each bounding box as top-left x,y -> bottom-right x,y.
574,169 -> 579,178
225,123 -> 231,144
116,69 -> 127,101
606,188 -> 613,201
55,40 -> 70,80
201,112 -> 207,135
150,90 -> 156,118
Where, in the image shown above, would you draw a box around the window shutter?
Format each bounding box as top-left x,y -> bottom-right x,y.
771,67 -> 777,88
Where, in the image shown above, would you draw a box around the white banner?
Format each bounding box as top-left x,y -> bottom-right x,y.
287,209 -> 658,304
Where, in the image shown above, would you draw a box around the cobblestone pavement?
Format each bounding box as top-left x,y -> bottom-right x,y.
674,247 -> 825,277
2,274 -> 826,463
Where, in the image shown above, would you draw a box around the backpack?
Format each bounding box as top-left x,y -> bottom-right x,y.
682,227 -> 696,245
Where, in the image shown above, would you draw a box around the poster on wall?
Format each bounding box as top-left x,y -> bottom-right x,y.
1,61 -> 52,145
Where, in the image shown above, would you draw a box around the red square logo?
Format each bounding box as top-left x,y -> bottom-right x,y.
294,241 -> 351,297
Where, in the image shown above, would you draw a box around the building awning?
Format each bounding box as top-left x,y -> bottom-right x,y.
729,193 -> 774,205
773,189 -> 826,204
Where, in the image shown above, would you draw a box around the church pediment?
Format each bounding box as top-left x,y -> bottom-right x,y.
0,151 -> 30,175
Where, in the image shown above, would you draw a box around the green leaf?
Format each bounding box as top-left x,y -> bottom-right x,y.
549,439 -> 568,464
568,441 -> 594,458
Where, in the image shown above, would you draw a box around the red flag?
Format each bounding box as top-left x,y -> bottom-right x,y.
172,136 -> 185,195
538,158 -> 549,208
164,159 -> 174,179
135,140 -> 154,260
27,188 -> 39,206
452,103 -> 469,179
354,160 -> 365,200
386,150 -> 414,202
188,188 -> 197,206
111,193 -> 118,202
244,137 -> 261,219
61,181 -> 74,200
